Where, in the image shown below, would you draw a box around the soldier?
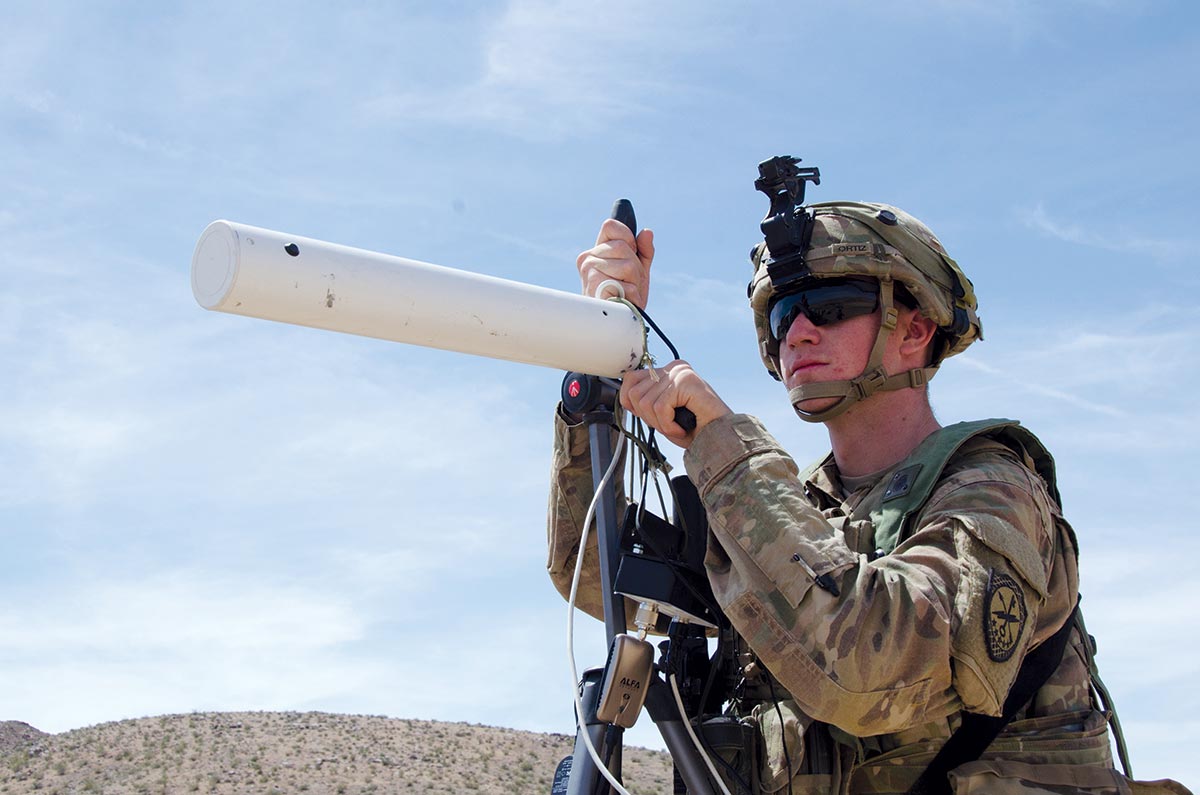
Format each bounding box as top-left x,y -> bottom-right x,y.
548,188 -> 1183,795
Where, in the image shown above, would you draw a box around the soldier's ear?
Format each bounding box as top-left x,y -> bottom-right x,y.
899,310 -> 939,365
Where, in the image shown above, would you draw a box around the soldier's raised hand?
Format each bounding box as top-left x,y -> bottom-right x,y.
576,218 -> 655,309
620,360 -> 731,448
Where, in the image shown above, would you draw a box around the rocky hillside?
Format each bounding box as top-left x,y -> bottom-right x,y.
0,712 -> 674,794
0,724 -> 47,763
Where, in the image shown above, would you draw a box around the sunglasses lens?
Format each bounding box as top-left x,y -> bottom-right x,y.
768,280 -> 880,341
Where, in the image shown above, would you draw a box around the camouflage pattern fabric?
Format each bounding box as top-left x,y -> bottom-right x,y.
547,411 -> 1118,795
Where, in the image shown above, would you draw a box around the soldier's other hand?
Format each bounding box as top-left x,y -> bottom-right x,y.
577,218 -> 654,309
620,360 -> 731,449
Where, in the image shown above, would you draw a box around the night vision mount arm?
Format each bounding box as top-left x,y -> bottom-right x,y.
755,155 -> 821,292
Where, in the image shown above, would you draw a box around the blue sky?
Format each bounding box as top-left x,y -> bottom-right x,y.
1,0 -> 1197,787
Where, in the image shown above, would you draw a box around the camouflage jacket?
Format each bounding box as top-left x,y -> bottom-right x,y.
547,411 -> 1114,795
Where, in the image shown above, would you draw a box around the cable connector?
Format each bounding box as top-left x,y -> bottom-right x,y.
634,602 -> 659,639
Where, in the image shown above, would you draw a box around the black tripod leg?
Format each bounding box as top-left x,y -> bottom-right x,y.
645,676 -> 717,794
566,667 -> 623,795
587,419 -> 628,642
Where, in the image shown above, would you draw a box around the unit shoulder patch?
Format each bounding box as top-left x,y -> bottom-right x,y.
984,569 -> 1026,662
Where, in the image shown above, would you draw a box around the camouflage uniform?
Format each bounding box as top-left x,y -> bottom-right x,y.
547,411 -> 1117,795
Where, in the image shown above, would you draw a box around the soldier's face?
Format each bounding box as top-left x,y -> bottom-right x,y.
778,308 -> 881,412
779,303 -> 930,416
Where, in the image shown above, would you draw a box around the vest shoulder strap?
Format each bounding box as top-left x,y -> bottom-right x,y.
869,418 -> 1069,557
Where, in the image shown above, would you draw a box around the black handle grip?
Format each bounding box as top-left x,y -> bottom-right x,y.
673,407 -> 697,433
610,198 -> 637,236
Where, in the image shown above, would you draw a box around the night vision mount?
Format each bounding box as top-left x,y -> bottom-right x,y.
755,155 -> 821,292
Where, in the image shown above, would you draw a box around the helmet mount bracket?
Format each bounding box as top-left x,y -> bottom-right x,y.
755,155 -> 821,293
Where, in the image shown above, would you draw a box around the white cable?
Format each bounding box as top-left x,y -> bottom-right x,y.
567,427 -> 633,795
669,673 -> 735,795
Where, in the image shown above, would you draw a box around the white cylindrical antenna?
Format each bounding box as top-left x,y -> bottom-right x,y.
191,221 -> 646,378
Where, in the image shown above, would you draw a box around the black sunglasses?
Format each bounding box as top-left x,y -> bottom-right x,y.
767,278 -> 880,342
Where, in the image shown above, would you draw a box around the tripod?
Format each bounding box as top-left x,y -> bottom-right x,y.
554,385 -> 724,795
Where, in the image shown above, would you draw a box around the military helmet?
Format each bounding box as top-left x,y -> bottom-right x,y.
749,201 -> 983,421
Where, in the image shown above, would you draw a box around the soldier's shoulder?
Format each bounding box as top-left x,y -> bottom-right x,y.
922,430 -> 1055,526
943,433 -> 1033,484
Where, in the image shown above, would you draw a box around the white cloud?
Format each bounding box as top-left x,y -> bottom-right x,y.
908,0 -> 1146,43
0,408 -> 150,505
0,571 -> 378,732
328,511 -> 537,597
1019,202 -> 1188,263
937,304 -> 1200,453
360,0 -> 715,141
954,356 -> 1127,418
653,273 -> 753,332
0,572 -> 364,655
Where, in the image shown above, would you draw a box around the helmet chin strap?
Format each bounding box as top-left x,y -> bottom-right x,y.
784,278 -> 939,423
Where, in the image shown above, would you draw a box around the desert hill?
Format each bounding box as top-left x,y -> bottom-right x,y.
0,712 -> 673,794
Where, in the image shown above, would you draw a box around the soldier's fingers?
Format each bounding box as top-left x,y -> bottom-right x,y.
582,270 -> 637,304
595,217 -> 637,247
621,370 -> 682,434
581,251 -> 643,286
580,264 -> 648,307
649,387 -> 686,437
620,370 -> 665,421
618,369 -> 651,413
635,229 -> 655,272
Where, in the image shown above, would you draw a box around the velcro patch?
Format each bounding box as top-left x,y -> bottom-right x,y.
984,569 -> 1026,662
882,464 -> 923,502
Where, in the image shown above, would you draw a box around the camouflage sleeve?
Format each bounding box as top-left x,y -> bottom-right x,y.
545,406 -> 629,623
683,413 -> 1065,737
